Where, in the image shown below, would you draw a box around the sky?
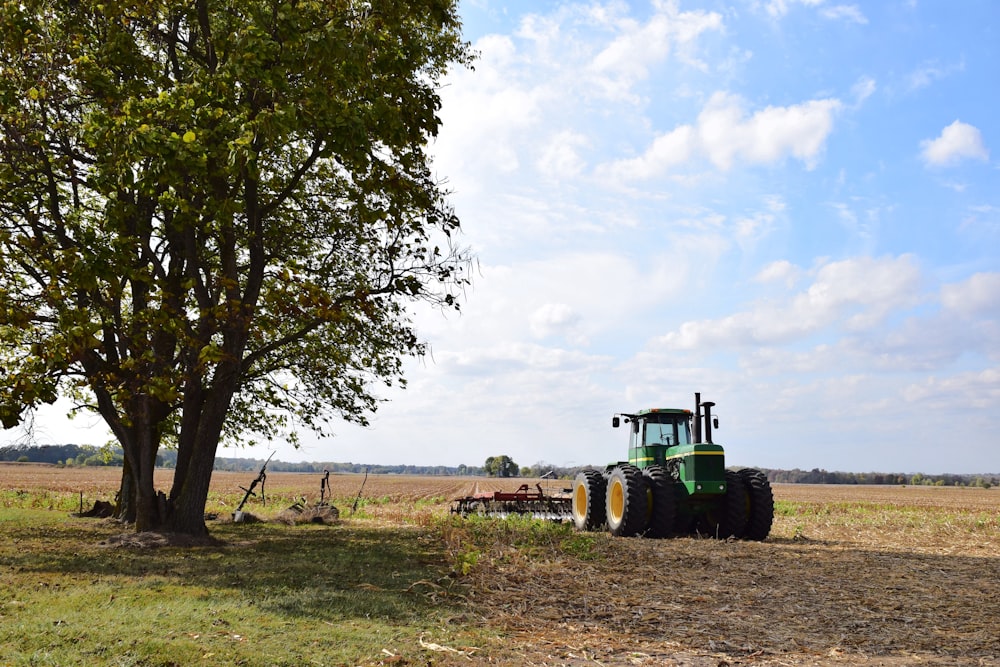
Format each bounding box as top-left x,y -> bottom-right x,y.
11,0 -> 1000,474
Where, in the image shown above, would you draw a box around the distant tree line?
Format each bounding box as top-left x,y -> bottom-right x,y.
1,445 -> 996,487
0,443 -> 123,467
0,445 -> 489,476
211,457 -> 487,476
761,467 -> 997,489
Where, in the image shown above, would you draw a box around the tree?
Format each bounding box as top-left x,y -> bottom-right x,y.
0,0 -> 472,535
484,455 -> 519,478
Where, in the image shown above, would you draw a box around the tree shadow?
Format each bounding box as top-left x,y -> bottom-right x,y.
1,517 -> 459,624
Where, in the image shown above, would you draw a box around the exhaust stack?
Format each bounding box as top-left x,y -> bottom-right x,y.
693,392 -> 702,443
702,401 -> 716,444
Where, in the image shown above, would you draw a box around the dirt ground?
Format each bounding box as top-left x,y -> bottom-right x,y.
2,464 -> 997,665
454,484 -> 999,667
0,463 -> 552,502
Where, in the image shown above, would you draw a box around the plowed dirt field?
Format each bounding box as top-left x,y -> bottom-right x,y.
2,463 -> 997,666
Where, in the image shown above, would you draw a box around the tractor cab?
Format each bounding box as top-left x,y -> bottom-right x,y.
612,398 -> 727,497
613,409 -> 692,468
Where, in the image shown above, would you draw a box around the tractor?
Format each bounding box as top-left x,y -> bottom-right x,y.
572,393 -> 774,540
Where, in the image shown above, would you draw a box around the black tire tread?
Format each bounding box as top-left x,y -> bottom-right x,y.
642,465 -> 674,538
606,465 -> 648,537
699,470 -> 748,539
738,467 -> 774,541
720,469 -> 748,539
572,469 -> 607,531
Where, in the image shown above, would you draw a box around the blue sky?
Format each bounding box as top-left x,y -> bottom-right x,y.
16,0 -> 1000,474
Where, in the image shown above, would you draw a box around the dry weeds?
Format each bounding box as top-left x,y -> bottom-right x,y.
2,464 -> 997,666
454,484 -> 999,667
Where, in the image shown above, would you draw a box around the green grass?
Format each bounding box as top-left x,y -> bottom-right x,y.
0,490 -> 84,512
0,509 -> 479,666
437,513 -> 610,567
3,491 -> 996,665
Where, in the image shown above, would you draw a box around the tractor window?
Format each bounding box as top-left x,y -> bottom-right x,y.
643,418 -> 691,447
677,420 -> 691,445
644,422 -> 673,446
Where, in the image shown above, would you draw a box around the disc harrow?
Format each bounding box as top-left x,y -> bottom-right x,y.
451,483 -> 572,521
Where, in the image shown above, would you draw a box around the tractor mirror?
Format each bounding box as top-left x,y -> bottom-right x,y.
713,417 -> 719,429
612,416 -> 620,428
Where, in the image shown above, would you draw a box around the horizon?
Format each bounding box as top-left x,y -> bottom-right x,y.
3,442 -> 998,479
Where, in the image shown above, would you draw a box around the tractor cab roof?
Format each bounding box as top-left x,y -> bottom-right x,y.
636,408 -> 692,417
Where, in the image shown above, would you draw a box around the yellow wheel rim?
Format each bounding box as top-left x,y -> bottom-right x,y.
609,478 -> 625,523
573,484 -> 588,519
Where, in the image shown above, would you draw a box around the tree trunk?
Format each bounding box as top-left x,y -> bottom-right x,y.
166,443 -> 216,536
111,396 -> 168,532
167,377 -> 238,535
114,459 -> 137,523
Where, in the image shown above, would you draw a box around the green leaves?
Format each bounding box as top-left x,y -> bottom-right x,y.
0,0 -> 473,464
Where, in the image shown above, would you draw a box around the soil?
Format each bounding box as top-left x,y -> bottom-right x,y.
99,530 -> 224,548
452,484 -> 1000,667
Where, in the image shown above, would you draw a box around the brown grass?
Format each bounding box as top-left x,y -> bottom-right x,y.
0,462 -> 547,502
1,464 -> 997,666
450,484 -> 1000,666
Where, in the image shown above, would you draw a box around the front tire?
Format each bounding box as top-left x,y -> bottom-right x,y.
572,469 -> 607,531
643,465 -> 675,538
699,470 -> 748,539
738,468 -> 774,541
606,465 -> 648,537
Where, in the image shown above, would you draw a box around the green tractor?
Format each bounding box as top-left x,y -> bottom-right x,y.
572,393 -> 774,540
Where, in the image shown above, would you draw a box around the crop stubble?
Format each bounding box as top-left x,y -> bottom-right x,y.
1,464 -> 997,666
458,483 -> 1000,666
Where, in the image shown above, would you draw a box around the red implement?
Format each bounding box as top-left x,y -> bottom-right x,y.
451,483 -> 572,521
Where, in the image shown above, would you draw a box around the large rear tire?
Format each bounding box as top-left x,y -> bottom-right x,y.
606,465 -> 648,537
699,470 -> 748,539
738,468 -> 774,541
572,469 -> 607,531
642,465 -> 674,538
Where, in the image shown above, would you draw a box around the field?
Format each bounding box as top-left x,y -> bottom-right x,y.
1,463 -> 998,666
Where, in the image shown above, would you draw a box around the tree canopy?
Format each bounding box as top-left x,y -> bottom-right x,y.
484,455 -> 519,478
0,0 -> 472,534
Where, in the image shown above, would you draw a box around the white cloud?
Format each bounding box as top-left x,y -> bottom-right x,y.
819,4 -> 867,24
659,254 -> 922,349
537,130 -> 589,180
920,120 -> 990,168
763,0 -> 822,19
851,76 -> 876,106
754,259 -> 802,287
732,210 -> 778,249
603,92 -> 841,180
907,60 -> 966,92
902,368 -> 1000,409
419,250 -> 700,355
940,272 -> 1000,317
588,3 -> 723,100
958,205 -> 1000,236
603,126 -> 697,180
432,34 -> 551,192
433,1 -> 729,195
704,94 -> 841,169
530,303 -> 583,342
763,0 -> 866,23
